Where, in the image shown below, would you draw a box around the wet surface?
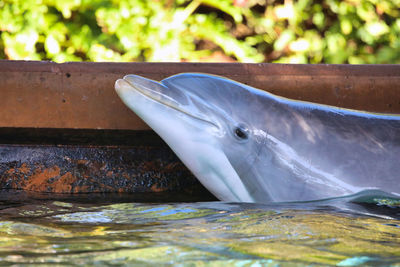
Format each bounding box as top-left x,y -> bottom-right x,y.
0,193 -> 398,266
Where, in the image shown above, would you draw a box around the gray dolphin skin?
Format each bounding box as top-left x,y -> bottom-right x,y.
115,73 -> 400,203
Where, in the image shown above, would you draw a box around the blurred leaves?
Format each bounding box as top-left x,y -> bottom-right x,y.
0,0 -> 399,63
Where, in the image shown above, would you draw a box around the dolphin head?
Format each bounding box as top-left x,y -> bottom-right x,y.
115,73 -> 271,202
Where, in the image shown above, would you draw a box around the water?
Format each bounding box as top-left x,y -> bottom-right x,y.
0,191 -> 399,266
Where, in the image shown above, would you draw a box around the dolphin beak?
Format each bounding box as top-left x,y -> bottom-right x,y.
116,75 -> 183,109
115,78 -> 132,95
116,75 -> 218,129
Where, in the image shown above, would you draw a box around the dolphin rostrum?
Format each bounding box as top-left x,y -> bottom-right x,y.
115,73 -> 400,203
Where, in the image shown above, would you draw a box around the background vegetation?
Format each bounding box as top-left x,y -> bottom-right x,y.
0,0 -> 399,63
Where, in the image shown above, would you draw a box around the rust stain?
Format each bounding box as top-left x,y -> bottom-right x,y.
53,171 -> 75,193
150,184 -> 167,193
164,162 -> 187,173
5,168 -> 15,176
24,166 -> 62,192
140,161 -> 158,172
76,159 -> 89,165
2,164 -> 92,193
121,173 -> 131,180
18,163 -> 30,175
1,161 -> 188,194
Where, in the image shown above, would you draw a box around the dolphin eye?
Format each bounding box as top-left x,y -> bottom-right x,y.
234,126 -> 249,140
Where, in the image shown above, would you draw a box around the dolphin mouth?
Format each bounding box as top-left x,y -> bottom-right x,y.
116,75 -> 219,129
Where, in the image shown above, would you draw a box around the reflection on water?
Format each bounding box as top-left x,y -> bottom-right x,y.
0,194 -> 399,266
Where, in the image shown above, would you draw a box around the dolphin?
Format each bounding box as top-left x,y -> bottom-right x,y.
115,73 -> 400,203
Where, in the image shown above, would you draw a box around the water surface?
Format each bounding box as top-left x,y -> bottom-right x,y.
0,191 -> 399,266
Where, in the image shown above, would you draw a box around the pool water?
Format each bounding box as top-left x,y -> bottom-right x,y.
0,193 -> 399,266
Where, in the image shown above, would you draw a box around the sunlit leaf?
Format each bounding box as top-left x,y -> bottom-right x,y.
365,21 -> 389,37
357,2 -> 377,21
45,0 -> 82,19
340,19 -> 352,35
312,12 -> 325,29
2,29 -> 39,60
87,43 -> 122,62
289,38 -> 310,52
201,0 -> 243,23
45,35 -> 60,55
275,4 -> 295,20
274,30 -> 295,51
348,56 -> 365,64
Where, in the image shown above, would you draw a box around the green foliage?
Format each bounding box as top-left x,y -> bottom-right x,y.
0,0 -> 399,63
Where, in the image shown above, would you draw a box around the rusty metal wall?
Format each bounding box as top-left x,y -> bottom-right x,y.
0,144 -> 211,195
0,128 -> 215,199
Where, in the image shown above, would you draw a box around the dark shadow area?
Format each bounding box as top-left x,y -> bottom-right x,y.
0,128 -> 165,146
